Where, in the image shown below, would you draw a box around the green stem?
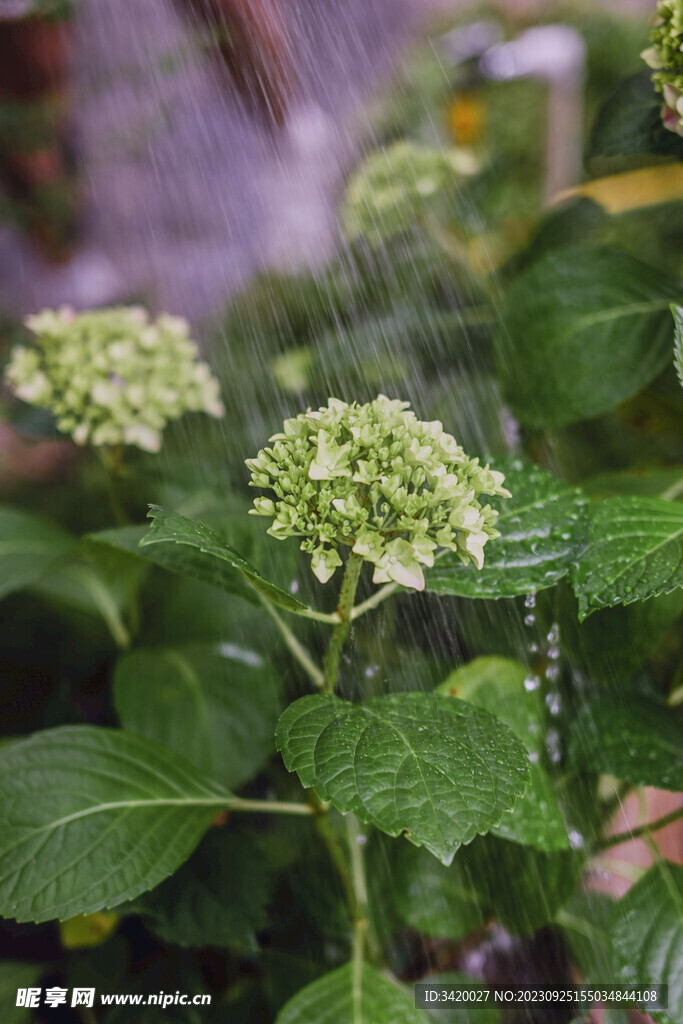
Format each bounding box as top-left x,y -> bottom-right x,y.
592,804 -> 683,853
322,553 -> 363,694
227,796 -> 313,816
259,598 -> 324,689
351,582 -> 400,621
347,814 -> 370,978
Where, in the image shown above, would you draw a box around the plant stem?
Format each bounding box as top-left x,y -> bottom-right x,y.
347,814 -> 370,977
351,582 -> 400,621
227,796 -> 313,816
259,598 -> 324,689
592,804 -> 683,853
322,553 -> 363,694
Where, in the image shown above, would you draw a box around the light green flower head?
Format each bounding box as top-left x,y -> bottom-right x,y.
246,395 -> 510,591
4,305 -> 224,453
642,0 -> 683,135
341,141 -> 479,246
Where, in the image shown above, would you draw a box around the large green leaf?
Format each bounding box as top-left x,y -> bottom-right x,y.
459,836 -> 581,936
391,842 -> 484,939
275,962 -> 426,1024
569,694 -> 683,791
140,506 -> 307,614
0,726 -> 228,923
612,862 -> 683,1024
570,496 -> 683,619
426,459 -> 587,599
276,693 -> 529,865
556,891 -> 617,984
673,305 -> 683,390
0,505 -> 75,602
496,248 -> 679,428
135,830 -> 272,950
438,657 -> 569,851
588,71 -> 683,159
113,645 -> 281,790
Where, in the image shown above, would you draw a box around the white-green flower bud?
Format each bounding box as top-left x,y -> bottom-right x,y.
246,395 -> 510,589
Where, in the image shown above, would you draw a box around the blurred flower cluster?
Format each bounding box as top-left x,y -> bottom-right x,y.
642,0 -> 683,136
246,395 -> 509,590
4,306 -> 224,453
341,140 -> 479,245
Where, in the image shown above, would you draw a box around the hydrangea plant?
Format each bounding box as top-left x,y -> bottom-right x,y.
246,395 -> 509,590
4,305 -> 224,452
642,0 -> 683,136
341,140 -> 479,245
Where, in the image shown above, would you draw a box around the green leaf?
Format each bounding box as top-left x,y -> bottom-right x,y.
391,842 -> 484,939
569,694 -> 683,791
496,248 -> 679,428
612,862 -> 683,1024
30,543 -> 145,649
113,645 -> 282,790
276,693 -> 529,865
556,891 -> 618,984
0,961 -> 43,1024
570,496 -> 683,618
0,726 -> 228,923
140,506 -> 307,614
459,836 -> 581,936
0,505 -> 75,602
673,305 -> 683,390
426,459 -> 587,599
275,962 -> 426,1024
588,71 -> 683,159
135,830 -> 272,949
437,657 -> 569,851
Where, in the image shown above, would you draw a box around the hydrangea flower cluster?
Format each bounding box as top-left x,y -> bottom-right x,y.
341,141 -> 479,246
4,306 -> 224,453
246,395 -> 510,590
642,0 -> 683,136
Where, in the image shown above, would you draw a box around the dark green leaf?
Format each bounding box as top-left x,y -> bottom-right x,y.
114,645 -> 281,790
0,726 -> 228,922
136,830 -> 271,949
459,836 -> 581,936
570,496 -> 683,618
275,962 -> 426,1024
0,961 -> 43,1024
276,693 -> 529,865
569,694 -> 683,790
496,248 -> 679,428
391,842 -> 484,939
438,657 -> 569,851
0,505 -> 75,602
588,71 -> 683,158
426,459 -> 587,599
612,862 -> 683,1024
140,506 -> 307,614
556,891 -> 617,984
583,468 -> 683,501
673,304 -> 683,390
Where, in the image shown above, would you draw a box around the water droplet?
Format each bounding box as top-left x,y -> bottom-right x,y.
569,830 -> 584,849
365,664 -> 378,678
524,675 -> 540,692
290,579 -> 299,594
546,693 -> 561,715
524,613 -> 535,627
524,593 -> 536,609
356,833 -> 367,846
528,751 -> 539,763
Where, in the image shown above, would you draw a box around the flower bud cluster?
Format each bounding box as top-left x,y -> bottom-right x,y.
341,141 -> 479,245
642,0 -> 683,136
4,306 -> 224,452
246,395 -> 509,590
